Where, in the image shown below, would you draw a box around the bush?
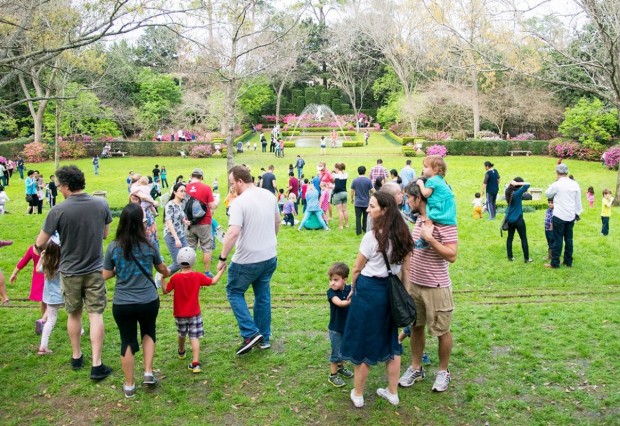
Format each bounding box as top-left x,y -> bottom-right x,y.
513,132 -> 536,140
477,130 -> 501,140
402,146 -> 416,157
419,130 -> 451,141
0,137 -> 33,159
22,142 -> 49,163
417,140 -> 549,156
603,145 -> 620,169
548,139 -> 605,161
383,130 -> 403,145
426,144 -> 448,157
59,141 -> 87,159
283,141 -> 296,148
342,141 -> 363,147
190,144 -> 214,158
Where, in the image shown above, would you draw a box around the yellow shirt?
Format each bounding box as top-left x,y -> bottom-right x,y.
601,196 -> 613,217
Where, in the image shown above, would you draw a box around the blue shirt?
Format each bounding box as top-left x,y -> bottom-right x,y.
506,184 -> 530,223
351,176 -> 373,208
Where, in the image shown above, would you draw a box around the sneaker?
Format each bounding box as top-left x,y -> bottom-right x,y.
35,319 -> 45,335
143,373 -> 157,385
154,272 -> 162,288
350,389 -> 364,408
71,354 -> 84,370
399,366 -> 425,387
188,362 -> 202,373
508,257 -> 515,261
328,373 -> 345,387
376,388 -> 399,406
178,350 -> 187,360
422,353 -> 432,366
431,369 -> 451,392
337,365 -> 354,378
123,383 -> 136,398
236,333 -> 263,355
259,342 -> 271,350
525,259 -> 533,263
90,364 -> 113,380
0,240 -> 13,248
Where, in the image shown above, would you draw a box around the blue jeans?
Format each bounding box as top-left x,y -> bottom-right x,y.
329,330 -> 344,363
164,233 -> 188,273
551,216 -> 575,267
226,257 -> 277,342
601,216 -> 610,236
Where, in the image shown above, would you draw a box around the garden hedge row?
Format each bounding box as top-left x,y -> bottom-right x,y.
401,140 -> 550,156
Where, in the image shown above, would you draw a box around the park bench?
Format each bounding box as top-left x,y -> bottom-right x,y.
110,151 -> 128,157
508,150 -> 532,156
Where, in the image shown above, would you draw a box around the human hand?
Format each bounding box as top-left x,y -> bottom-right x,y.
10,272 -> 17,284
217,260 -> 227,272
174,239 -> 182,248
420,222 -> 435,241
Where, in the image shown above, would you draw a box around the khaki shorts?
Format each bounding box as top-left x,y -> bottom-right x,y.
410,284 -> 453,337
60,272 -> 107,314
332,191 -> 348,205
186,224 -> 213,253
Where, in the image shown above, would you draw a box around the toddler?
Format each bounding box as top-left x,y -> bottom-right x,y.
135,176 -> 158,217
587,186 -> 595,208
277,188 -> 286,213
601,189 -> 613,236
36,234 -> 63,355
319,182 -> 330,219
326,262 -> 353,387
164,247 -> 223,373
224,187 -> 237,216
282,193 -> 297,226
544,198 -> 554,260
417,156 -> 457,226
0,184 -> 9,214
212,178 -> 219,192
471,192 -> 483,219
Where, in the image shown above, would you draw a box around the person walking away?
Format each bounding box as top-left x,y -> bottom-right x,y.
504,178 -> 532,263
35,165 -> 114,380
164,247 -> 223,373
350,166 -> 373,236
10,244 -> 46,331
295,155 -> 305,180
36,234 -> 63,355
472,192 -> 483,219
92,155 -> 100,176
47,175 -> 58,207
217,166 -> 280,354
544,163 -> 582,268
332,163 -> 349,229
601,189 -> 613,236
482,161 -> 500,220
326,262 -> 353,387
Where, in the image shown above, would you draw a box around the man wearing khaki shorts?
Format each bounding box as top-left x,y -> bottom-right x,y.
35,165 -> 113,380
399,180 -> 458,392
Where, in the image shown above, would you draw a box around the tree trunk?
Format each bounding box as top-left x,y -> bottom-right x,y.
471,69 -> 480,138
54,101 -> 61,170
275,79 -> 286,131
615,167 -> 620,206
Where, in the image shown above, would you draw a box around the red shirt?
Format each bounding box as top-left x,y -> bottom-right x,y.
288,177 -> 300,196
166,271 -> 214,317
301,183 -> 308,200
186,181 -> 214,225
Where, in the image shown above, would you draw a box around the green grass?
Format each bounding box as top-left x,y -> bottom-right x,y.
0,132 -> 619,425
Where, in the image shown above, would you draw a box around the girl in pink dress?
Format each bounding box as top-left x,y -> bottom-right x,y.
10,245 -> 47,331
320,182 -> 331,221
586,186 -> 595,208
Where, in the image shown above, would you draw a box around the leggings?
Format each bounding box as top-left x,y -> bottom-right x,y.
40,304 -> 60,349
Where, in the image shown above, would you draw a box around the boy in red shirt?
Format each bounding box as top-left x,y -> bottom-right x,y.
164,247 -> 223,373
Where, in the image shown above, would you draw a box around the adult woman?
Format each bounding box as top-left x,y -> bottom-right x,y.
25,170 -> 39,214
163,182 -> 190,274
390,169 -> 402,188
298,184 -> 329,231
160,166 -> 169,189
342,191 -> 413,408
332,162 -> 349,229
482,161 -> 500,220
504,177 -> 532,263
103,203 -> 170,398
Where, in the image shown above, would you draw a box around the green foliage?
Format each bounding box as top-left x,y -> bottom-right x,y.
0,112 -> 18,137
133,68 -> 182,130
376,96 -> 401,127
559,98 -> 619,145
341,141 -> 363,147
304,87 -> 317,105
330,98 -> 341,114
239,83 -> 276,123
372,65 -> 402,105
383,129 -> 403,145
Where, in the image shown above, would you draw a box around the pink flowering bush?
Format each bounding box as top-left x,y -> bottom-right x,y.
477,130 -> 501,140
59,141 -> 87,159
22,142 -> 49,163
426,144 -> 448,157
420,130 -> 451,141
547,138 -> 604,161
190,144 -> 214,158
603,146 -> 620,169
255,124 -> 263,131
374,123 -> 381,130
513,132 -> 536,140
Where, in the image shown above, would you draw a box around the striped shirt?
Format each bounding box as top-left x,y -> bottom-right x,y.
409,218 -> 458,288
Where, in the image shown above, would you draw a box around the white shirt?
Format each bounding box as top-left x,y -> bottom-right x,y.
545,177 -> 583,221
359,231 -> 402,278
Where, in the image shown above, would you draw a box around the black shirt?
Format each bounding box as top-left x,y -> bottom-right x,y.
327,285 -> 351,333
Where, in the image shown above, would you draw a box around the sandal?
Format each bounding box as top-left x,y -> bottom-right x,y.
1,299 -> 9,306
37,348 -> 53,355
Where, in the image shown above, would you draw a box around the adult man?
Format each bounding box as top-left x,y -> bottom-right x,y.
544,163 -> 583,268
369,159 -> 389,183
260,165 -> 277,195
399,180 -> 458,392
400,160 -> 416,189
186,168 -> 219,275
16,155 -> 25,180
350,166 -> 373,236
294,155 -> 305,180
218,166 -> 279,355
260,131 -> 267,152
34,165 -> 113,380
364,129 -> 370,145
152,164 -> 160,183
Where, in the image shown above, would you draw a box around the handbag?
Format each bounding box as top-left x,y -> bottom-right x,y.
381,252 -> 416,327
129,252 -> 159,289
25,194 -> 33,203
500,206 -> 510,236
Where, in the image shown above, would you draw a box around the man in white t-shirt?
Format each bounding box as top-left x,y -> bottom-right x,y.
218,166 -> 280,355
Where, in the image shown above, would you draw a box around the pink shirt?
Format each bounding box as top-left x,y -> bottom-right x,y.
16,246 -> 44,301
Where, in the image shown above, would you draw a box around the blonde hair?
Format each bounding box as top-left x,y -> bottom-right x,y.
138,176 -> 149,185
424,155 -> 447,177
288,192 -> 297,201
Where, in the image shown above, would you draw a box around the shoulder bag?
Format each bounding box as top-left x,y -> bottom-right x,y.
381,252 -> 416,327
129,252 -> 159,289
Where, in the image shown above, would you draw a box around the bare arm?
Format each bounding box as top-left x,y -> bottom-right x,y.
103,223 -> 110,240
217,225 -> 241,271
35,230 -> 52,252
420,225 -> 458,263
330,296 -> 351,308
350,251 -> 368,295
417,180 -> 433,198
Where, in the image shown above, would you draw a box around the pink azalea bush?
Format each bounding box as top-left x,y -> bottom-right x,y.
190,144 -> 214,158
426,144 -> 448,157
22,142 -> 49,163
548,139 -> 604,161
603,146 -> 620,169
513,132 -> 536,140
420,131 -> 451,141
59,141 -> 87,159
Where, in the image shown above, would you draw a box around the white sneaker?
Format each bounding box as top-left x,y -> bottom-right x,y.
350,389 -> 364,408
155,272 -> 162,288
431,369 -> 451,392
376,388 -> 399,405
399,366 -> 425,387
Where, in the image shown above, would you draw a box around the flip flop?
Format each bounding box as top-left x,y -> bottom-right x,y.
37,348 -> 53,355
1,300 -> 9,306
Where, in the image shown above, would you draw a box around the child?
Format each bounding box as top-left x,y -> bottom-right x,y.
0,184 -> 9,214
544,198 -> 554,260
398,326 -> 431,365
164,247 -> 223,373
37,234 -> 63,355
10,245 -> 46,333
212,178 -> 219,192
587,186 -> 595,208
326,262 -> 353,387
319,182 -> 330,219
253,142 -> 257,151
224,187 -> 237,216
301,178 -> 309,213
126,171 -> 133,193
283,193 -> 297,226
277,188 -> 286,213
288,164 -> 294,176
417,156 -> 457,226
135,176 -> 158,217
471,192 -> 483,219
601,189 -> 613,236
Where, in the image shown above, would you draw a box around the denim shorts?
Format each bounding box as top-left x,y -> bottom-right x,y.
329,330 -> 344,363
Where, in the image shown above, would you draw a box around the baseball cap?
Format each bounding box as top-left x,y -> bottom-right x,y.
191,168 -> 204,177
556,164 -> 569,174
177,247 -> 196,267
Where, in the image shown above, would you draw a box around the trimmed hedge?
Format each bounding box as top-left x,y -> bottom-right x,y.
383,129 -> 403,145
416,140 -> 550,156
402,136 -> 427,145
342,141 -> 364,147
497,199 -> 549,211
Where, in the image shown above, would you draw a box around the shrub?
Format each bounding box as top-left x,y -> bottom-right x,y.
603,145 -> 620,169
383,129 -> 403,145
342,141 -> 363,147
283,141 -> 296,148
190,144 -> 214,158
513,132 -> 536,140
420,130 -> 451,141
477,130 -> 501,140
402,146 -> 416,157
59,141 -> 87,159
426,144 -> 448,157
22,142 -> 49,163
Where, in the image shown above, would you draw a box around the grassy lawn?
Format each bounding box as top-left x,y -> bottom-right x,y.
0,132 -> 619,425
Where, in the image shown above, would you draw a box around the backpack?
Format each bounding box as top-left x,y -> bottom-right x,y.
184,196 -> 208,225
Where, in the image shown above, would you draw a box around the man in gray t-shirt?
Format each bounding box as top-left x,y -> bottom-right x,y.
217,165 -> 280,356
35,165 -> 113,380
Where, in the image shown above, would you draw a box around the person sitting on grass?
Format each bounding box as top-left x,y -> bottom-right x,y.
326,262 -> 354,387
163,247 -> 223,374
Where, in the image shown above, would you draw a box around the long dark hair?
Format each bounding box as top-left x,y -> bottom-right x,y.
372,191 -> 414,264
505,177 -> 524,206
42,240 -> 61,280
115,203 -> 152,259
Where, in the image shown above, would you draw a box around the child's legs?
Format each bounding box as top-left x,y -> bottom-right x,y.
602,216 -> 610,235
328,330 -> 343,374
40,304 -> 60,349
190,338 -> 201,363
41,301 -> 47,320
178,335 -> 186,352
